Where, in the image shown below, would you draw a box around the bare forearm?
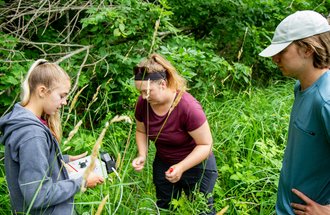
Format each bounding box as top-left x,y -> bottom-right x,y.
177,144 -> 212,172
136,130 -> 148,158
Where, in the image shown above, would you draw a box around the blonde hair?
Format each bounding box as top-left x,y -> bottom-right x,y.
136,53 -> 187,91
21,59 -> 70,142
295,31 -> 330,69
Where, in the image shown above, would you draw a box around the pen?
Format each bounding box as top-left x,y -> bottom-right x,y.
61,160 -> 78,172
67,163 -> 78,172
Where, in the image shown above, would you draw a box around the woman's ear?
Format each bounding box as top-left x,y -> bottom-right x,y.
36,85 -> 48,98
160,79 -> 167,89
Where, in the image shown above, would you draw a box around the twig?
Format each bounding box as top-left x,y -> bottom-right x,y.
1,91 -> 20,118
149,18 -> 160,55
18,40 -> 86,47
63,120 -> 83,145
119,123 -> 133,172
112,168 -> 123,214
55,45 -> 92,63
67,46 -> 90,97
5,6 -> 93,18
237,27 -> 248,61
217,205 -> 229,215
18,0 -> 48,39
95,194 -> 109,215
64,84 -> 89,126
81,121 -> 110,192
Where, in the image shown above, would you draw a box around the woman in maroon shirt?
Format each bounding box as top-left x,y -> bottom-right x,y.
132,53 -> 218,214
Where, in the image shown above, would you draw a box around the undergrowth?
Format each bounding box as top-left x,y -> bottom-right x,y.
0,80 -> 295,214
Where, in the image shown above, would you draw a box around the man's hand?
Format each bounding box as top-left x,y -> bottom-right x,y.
291,188 -> 330,215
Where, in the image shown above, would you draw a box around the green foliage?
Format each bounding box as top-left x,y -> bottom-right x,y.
64,80 -> 293,214
167,0 -> 330,81
0,33 -> 28,112
170,191 -> 211,214
2,0 -> 328,118
0,71 -> 295,214
0,0 -> 326,214
207,80 -> 294,214
0,145 -> 11,214
159,36 -> 252,97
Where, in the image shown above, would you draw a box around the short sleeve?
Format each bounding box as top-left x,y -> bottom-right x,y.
321,102 -> 330,143
135,96 -> 145,122
180,93 -> 207,132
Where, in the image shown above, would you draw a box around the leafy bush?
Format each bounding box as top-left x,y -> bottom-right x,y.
0,0 -> 327,214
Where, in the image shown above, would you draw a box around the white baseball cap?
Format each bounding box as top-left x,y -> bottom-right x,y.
259,10 -> 330,57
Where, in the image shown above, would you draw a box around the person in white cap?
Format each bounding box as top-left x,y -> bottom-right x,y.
260,10 -> 330,214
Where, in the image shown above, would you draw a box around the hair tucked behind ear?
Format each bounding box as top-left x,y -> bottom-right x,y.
21,59 -> 70,142
295,31 -> 330,69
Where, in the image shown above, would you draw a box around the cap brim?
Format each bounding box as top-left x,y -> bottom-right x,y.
259,41 -> 292,57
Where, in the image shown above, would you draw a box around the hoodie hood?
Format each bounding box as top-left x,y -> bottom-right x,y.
0,103 -> 47,145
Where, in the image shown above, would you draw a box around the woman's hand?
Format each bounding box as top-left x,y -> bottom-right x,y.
165,165 -> 183,183
85,172 -> 104,188
69,151 -> 88,162
291,188 -> 330,215
132,155 -> 146,171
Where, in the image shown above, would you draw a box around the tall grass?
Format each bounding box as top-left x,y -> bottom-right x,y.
202,80 -> 294,214
0,148 -> 11,214
0,80 -> 295,214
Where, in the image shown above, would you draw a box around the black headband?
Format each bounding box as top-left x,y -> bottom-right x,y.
134,71 -> 167,80
134,66 -> 167,80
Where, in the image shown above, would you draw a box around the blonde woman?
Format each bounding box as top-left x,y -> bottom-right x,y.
132,53 -> 218,214
0,60 -> 104,214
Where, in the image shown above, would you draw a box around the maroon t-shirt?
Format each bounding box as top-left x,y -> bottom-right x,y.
37,116 -> 48,127
135,91 -> 207,164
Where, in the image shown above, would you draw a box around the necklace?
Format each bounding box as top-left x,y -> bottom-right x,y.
152,90 -> 184,143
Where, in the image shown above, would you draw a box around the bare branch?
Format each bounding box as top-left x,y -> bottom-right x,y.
55,45 -> 92,64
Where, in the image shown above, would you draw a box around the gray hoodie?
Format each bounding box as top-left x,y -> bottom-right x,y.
0,103 -> 82,215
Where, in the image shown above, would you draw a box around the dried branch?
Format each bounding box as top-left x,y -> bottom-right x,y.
95,194 -> 109,215
55,45 -> 92,64
149,18 -> 160,55
67,46 -> 91,97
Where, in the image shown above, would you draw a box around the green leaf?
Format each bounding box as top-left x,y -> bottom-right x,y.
5,76 -> 19,85
119,23 -> 125,32
113,28 -> 121,37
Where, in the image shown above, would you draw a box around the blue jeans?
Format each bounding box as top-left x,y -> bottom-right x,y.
153,155 -> 218,214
